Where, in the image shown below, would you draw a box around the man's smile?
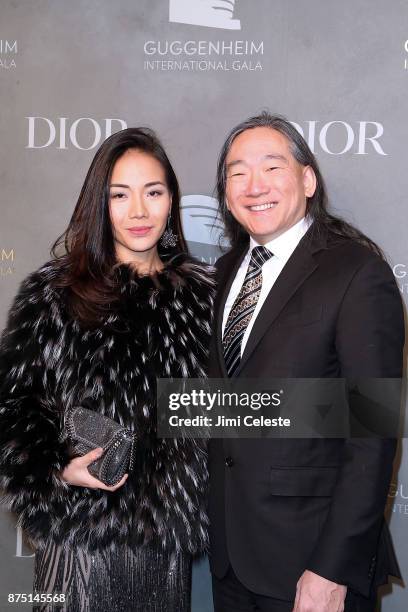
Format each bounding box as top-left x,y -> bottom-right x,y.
246,202 -> 278,212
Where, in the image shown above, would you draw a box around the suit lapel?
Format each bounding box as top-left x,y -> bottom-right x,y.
234,226 -> 327,376
215,244 -> 248,377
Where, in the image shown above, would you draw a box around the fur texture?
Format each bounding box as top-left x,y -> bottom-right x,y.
0,255 -> 215,554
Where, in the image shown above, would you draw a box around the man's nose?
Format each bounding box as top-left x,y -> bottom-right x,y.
245,171 -> 269,197
129,195 -> 147,218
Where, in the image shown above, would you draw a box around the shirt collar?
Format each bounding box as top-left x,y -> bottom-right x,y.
249,216 -> 312,264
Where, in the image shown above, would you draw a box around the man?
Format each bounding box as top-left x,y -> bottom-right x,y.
208,113 -> 403,612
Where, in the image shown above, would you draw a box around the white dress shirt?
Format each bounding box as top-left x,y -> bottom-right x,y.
222,216 -> 312,356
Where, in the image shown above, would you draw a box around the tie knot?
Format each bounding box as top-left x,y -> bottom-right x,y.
250,246 -> 273,269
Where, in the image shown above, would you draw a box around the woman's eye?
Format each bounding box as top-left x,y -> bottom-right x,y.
147,190 -> 163,197
230,172 -> 245,177
110,192 -> 126,199
266,167 -> 278,172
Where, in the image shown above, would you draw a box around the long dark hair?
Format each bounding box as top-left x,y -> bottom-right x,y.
51,127 -> 187,324
216,112 -> 383,256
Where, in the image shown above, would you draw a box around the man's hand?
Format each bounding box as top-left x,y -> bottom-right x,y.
293,570 -> 347,612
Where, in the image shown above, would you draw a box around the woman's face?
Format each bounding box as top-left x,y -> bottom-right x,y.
109,149 -> 172,263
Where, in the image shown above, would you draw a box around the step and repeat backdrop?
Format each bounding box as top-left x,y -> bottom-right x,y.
0,1 -> 407,610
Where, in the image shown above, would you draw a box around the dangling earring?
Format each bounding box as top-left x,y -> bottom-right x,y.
160,212 -> 178,248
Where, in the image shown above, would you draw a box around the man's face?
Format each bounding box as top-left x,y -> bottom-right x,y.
225,127 -> 317,244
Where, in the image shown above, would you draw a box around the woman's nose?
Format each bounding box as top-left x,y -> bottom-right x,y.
129,195 -> 147,218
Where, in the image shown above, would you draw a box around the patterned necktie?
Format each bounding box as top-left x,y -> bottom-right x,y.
223,246 -> 273,377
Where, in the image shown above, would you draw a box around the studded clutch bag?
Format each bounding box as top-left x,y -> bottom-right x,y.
66,406 -> 135,487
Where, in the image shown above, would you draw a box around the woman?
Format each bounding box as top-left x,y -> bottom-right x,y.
0,128 -> 214,611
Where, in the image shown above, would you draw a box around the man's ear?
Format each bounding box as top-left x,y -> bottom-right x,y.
303,166 -> 317,198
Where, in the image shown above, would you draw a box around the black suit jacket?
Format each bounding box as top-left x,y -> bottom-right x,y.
208,225 -> 404,601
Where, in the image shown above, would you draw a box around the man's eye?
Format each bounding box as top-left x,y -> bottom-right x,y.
231,172 -> 245,177
266,167 -> 278,172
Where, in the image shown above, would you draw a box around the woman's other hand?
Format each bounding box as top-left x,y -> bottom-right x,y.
61,448 -> 128,491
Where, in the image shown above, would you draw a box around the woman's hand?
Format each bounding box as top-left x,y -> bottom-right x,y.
61,447 -> 128,491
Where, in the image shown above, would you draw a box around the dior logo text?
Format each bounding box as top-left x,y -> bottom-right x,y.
292,121 -> 387,156
26,117 -> 127,150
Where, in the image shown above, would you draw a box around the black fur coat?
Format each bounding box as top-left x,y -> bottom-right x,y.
0,255 -> 215,554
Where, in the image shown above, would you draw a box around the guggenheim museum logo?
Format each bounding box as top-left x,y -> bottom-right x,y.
181,195 -> 228,243
169,0 -> 241,30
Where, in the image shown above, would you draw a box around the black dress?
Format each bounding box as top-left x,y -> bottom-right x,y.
33,539 -> 191,612
0,257 -> 215,612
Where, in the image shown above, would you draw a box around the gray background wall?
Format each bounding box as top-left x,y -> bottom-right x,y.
0,1 -> 407,610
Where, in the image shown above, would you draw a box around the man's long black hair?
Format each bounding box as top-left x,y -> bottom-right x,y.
216,112 -> 383,257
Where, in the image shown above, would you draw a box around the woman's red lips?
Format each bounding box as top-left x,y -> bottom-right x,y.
127,226 -> 152,236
